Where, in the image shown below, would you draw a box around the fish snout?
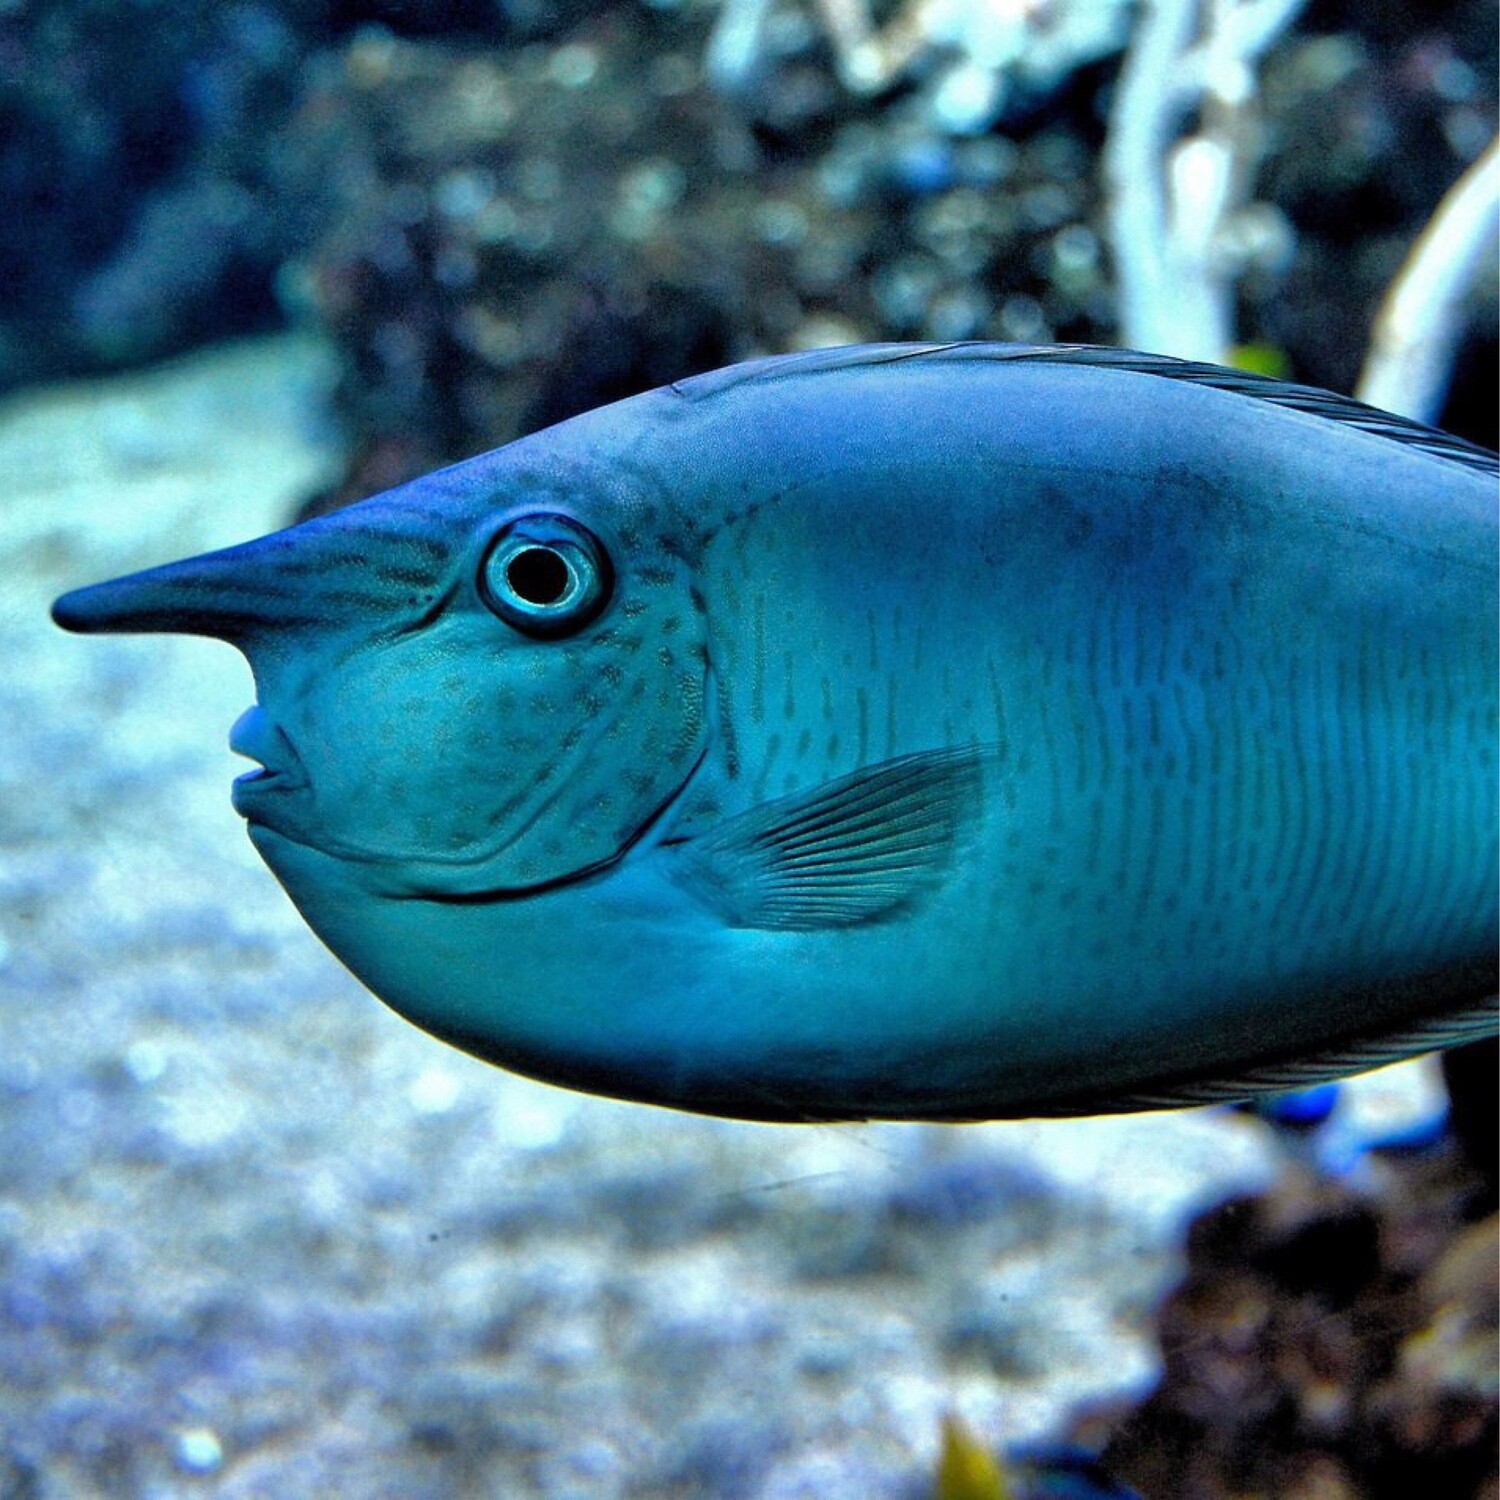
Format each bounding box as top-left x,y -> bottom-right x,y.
50,510 -> 437,648
51,534 -> 309,646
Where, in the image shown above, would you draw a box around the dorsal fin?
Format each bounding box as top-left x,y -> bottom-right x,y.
670,342 -> 955,400
1002,344 -> 1500,477
670,342 -> 1498,478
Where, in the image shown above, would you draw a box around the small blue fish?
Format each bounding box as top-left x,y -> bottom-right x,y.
53,344 -> 1499,1120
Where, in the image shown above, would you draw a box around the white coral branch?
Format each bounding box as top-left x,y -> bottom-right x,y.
1105,0 -> 1306,361
1357,137 -> 1500,423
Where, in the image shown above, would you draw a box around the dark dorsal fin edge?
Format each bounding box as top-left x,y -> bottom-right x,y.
670,342 -> 1498,478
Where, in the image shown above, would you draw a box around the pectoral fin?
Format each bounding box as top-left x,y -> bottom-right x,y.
673,746 -> 985,931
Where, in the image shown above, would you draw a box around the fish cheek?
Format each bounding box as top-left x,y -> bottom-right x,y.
271,632 -> 587,873
278,598 -> 709,889
442,630 -> 708,890
265,634 -> 501,862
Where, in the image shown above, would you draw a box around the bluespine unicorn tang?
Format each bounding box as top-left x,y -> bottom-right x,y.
53,344 -> 1499,1121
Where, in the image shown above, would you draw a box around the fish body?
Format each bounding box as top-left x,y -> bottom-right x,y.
53,344 -> 1499,1120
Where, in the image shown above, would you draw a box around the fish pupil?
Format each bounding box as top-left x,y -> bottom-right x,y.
507,547 -> 570,607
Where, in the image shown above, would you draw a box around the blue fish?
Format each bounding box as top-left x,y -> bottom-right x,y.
52,344 -> 1499,1120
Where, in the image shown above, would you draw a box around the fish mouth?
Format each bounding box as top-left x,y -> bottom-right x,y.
228,705 -> 308,814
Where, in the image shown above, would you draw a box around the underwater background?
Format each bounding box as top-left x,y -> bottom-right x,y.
1,2 -> 1496,1496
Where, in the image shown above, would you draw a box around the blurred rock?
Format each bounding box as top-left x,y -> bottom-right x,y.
281,13 -> 1122,514
1075,1142 -> 1499,1499
0,0 -> 583,391
1259,2 -> 1499,436
0,2 -> 310,383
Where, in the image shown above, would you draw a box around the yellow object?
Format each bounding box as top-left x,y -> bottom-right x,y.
936,1412 -> 1014,1500
1227,340 -> 1291,379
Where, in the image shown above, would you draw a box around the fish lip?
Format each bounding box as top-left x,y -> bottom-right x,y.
228,705 -> 308,812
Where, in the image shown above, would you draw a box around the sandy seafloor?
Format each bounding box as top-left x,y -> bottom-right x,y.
0,335 -> 1444,1498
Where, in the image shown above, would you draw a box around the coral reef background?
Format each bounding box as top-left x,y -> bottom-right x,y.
3,0 -> 1495,499
1,2 -> 1496,1495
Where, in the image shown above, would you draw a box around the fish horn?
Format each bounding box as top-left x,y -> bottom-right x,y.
52,513 -> 415,645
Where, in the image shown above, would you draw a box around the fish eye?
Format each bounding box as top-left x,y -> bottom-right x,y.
479,514 -> 612,638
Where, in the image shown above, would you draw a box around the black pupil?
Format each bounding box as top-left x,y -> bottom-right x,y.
506,547 -> 571,606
